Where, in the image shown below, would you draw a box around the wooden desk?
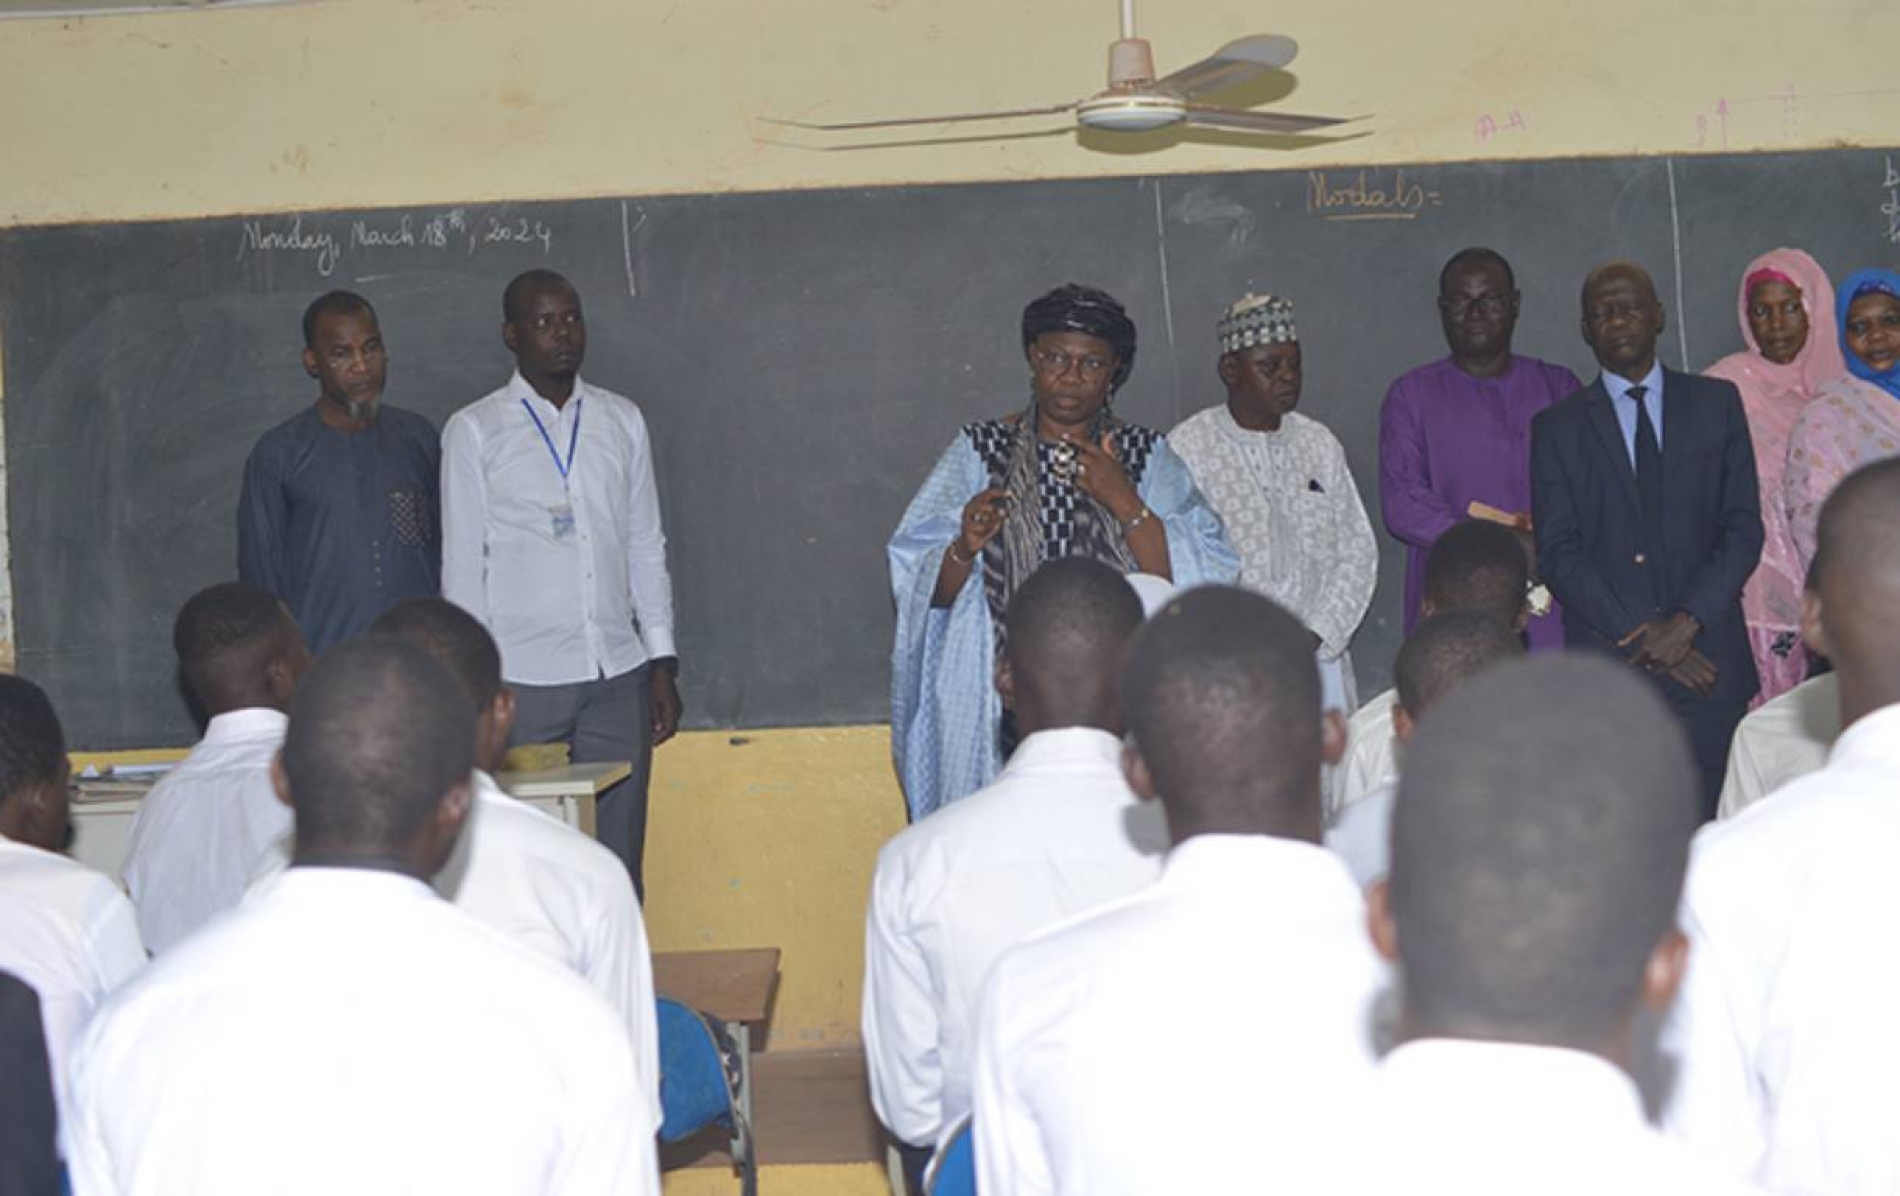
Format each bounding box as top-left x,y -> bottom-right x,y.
654,948 -> 782,1135
496,761 -> 632,838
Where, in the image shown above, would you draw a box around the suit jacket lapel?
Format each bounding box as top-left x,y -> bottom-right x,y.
1584,379 -> 1642,515
1659,368 -> 1691,513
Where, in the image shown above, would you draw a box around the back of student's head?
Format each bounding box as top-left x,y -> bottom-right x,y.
1423,521 -> 1528,628
1394,611 -> 1524,716
1121,586 -> 1321,840
368,599 -> 503,713
173,582 -> 303,713
0,676 -> 64,806
1005,558 -> 1145,718
1389,656 -> 1696,1049
282,638 -> 474,854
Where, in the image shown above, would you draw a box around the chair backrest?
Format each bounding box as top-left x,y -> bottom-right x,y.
655,997 -> 735,1143
924,1116 -> 975,1196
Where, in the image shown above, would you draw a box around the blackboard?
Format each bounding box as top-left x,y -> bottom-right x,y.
4,147 -> 1897,747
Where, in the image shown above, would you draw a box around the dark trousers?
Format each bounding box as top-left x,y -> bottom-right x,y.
1667,689 -> 1748,823
511,663 -> 654,899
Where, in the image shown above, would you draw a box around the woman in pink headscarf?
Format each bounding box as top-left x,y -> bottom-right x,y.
1704,248 -> 1843,706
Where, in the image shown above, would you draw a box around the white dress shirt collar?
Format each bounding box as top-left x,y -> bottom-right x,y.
1602,360 -> 1665,406
1382,1037 -> 1645,1127
506,369 -> 589,416
1824,699 -> 1900,769
998,726 -> 1124,776
198,707 -> 289,747
1164,831 -> 1348,892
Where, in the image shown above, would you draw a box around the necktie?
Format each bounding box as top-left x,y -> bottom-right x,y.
1631,384 -> 1663,526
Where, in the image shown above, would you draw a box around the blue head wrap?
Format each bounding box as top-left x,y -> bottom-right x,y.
1838,267 -> 1900,402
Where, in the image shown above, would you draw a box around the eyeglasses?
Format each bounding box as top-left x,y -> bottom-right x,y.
1586,298 -> 1656,325
1441,292 -> 1513,319
1031,346 -> 1115,380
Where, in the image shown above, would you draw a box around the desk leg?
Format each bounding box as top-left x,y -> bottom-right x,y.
734,1021 -> 754,1130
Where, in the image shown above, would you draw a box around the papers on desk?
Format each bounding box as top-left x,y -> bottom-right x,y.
73,763 -> 171,804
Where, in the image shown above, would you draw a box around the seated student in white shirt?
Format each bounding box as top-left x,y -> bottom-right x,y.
972,586 -> 1384,1196
1325,656 -> 1765,1196
1334,519 -> 1527,821
864,559 -> 1167,1185
1717,672 -> 1840,819
0,677 -> 147,1132
1326,610 -> 1522,888
1663,458 -> 1900,1194
68,638 -> 658,1196
122,583 -> 310,954
366,597 -> 660,1123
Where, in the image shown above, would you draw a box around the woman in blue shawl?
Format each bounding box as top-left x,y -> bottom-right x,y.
888,284 -> 1237,820
1784,267 -> 1900,570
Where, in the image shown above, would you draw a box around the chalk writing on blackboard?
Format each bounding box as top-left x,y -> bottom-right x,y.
237,209 -> 555,279
1306,171 -> 1444,222
1884,157 -> 1900,244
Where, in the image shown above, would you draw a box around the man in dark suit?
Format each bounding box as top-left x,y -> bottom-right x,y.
1531,261 -> 1763,819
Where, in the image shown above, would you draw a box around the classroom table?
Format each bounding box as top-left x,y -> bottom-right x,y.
67,761 -> 631,880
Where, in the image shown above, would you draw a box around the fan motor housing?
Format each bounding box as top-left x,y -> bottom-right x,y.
1077,92 -> 1187,131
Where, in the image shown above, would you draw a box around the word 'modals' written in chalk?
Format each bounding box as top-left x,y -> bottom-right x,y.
1305,170 -> 1446,222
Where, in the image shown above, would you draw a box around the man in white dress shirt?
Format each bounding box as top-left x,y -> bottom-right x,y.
1662,458 -> 1900,1193
1326,610 -> 1522,889
1717,671 -> 1838,819
368,597 -> 660,1125
442,269 -> 680,897
122,583 -> 310,953
972,586 -> 1383,1195
1334,519 -> 1528,820
0,677 -> 147,1131
1169,294 -> 1378,718
1327,655 -> 1763,1195
67,638 -> 657,1196
864,559 -> 1166,1185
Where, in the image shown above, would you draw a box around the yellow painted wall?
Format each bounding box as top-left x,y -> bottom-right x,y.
0,0 -> 1895,228
1,0 -> 1893,1050
645,726 -> 903,1049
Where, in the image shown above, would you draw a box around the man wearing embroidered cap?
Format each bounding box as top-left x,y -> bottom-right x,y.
1170,293 -> 1379,724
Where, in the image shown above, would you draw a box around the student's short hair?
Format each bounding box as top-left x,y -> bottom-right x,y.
0,677 -> 64,807
1423,521 -> 1528,627
1121,586 -> 1320,823
502,269 -> 576,324
173,583 -> 295,702
281,638 -> 474,850
301,291 -> 377,349
1439,247 -> 1516,293
1391,656 -> 1697,1046
368,599 -> 503,712
1394,611 -> 1524,716
1005,558 -> 1144,686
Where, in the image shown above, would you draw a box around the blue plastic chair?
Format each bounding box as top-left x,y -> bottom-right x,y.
657,997 -> 755,1195
924,1116 -> 975,1196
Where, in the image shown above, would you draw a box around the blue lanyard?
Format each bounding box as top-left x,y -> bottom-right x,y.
520,396 -> 582,482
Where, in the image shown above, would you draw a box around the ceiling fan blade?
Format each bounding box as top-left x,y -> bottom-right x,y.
1181,105 -> 1360,135
1155,35 -> 1299,99
760,103 -> 1077,132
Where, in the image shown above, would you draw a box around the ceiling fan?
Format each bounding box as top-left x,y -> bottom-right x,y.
767,0 -> 1359,139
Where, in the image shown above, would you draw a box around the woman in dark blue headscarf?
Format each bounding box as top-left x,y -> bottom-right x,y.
1784,267 -> 1900,571
887,284 -> 1236,820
